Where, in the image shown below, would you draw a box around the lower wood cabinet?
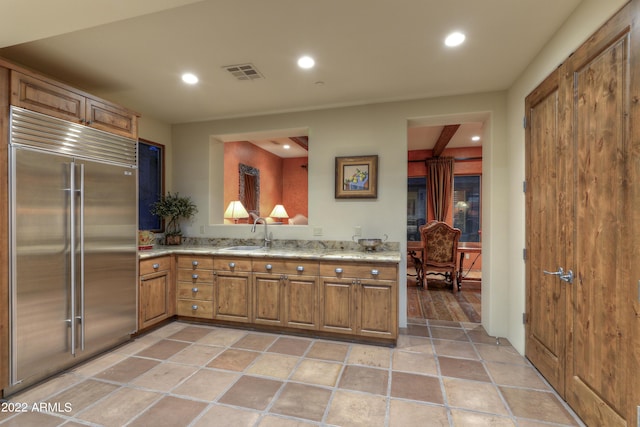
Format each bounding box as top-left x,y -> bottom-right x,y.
139,253 -> 398,343
252,259 -> 319,330
214,257 -> 252,323
139,256 -> 174,329
319,262 -> 398,340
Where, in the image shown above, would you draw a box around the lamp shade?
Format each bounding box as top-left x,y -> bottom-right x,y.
269,204 -> 289,219
224,201 -> 249,222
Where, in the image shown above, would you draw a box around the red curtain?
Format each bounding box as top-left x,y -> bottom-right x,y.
426,157 -> 454,222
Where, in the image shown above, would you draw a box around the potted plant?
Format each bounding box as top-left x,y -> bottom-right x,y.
150,192 -> 198,245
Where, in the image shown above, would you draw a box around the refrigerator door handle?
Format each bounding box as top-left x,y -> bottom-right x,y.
69,162 -> 76,356
79,163 -> 85,351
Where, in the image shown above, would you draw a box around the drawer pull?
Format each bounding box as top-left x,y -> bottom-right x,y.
371,269 -> 380,276
191,304 -> 198,310
335,268 -> 343,274
297,265 -> 304,272
192,260 -> 199,267
229,262 -> 236,268
192,287 -> 199,293
152,263 -> 160,269
192,274 -> 199,279
265,264 -> 273,271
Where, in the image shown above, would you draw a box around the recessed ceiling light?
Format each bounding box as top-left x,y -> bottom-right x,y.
445,32 -> 466,47
181,73 -> 199,84
297,56 -> 315,69
283,144 -> 291,150
471,135 -> 481,142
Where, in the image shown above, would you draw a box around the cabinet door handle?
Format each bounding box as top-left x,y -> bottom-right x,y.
229,262 -> 236,268
152,263 -> 160,269
192,274 -> 199,279
192,305 -> 198,310
297,265 -> 304,272
192,260 -> 199,267
192,287 -> 199,293
371,269 -> 379,276
335,268 -> 343,274
265,264 -> 273,271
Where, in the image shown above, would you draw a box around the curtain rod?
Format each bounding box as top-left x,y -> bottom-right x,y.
409,156 -> 482,163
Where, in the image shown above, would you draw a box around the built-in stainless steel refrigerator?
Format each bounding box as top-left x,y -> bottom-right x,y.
7,106 -> 138,395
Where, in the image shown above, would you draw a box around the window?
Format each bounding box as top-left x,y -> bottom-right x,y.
453,175 -> 481,242
138,139 -> 165,231
407,177 -> 427,241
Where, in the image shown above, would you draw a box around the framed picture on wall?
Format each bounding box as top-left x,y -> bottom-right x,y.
335,155 -> 378,199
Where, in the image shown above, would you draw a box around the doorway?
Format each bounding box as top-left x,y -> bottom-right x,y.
406,117 -> 485,323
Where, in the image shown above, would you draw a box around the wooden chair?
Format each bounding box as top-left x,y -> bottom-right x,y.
419,221 -> 462,292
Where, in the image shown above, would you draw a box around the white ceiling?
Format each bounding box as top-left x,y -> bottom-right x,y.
0,0 -> 581,149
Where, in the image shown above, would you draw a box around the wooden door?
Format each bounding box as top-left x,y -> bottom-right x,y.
562,12 -> 633,426
525,69 -> 568,394
526,1 -> 640,424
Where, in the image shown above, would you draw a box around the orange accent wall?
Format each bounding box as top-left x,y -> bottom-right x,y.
282,157 -> 308,218
224,141 -> 308,223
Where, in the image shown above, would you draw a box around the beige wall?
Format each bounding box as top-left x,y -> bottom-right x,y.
139,114 -> 174,193
172,92 -> 508,336
505,0 -> 628,353
166,0 -> 627,353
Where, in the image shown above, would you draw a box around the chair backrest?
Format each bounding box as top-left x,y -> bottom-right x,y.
420,221 -> 461,264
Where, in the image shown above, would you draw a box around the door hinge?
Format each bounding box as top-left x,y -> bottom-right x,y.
523,248 -> 527,261
523,116 -> 527,129
523,181 -> 527,193
522,313 -> 527,324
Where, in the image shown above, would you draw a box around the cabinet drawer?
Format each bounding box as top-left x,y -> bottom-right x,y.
177,256 -> 214,270
177,299 -> 213,318
320,263 -> 397,280
252,259 -> 319,275
177,269 -> 215,283
177,283 -> 213,301
140,256 -> 172,275
214,257 -> 252,272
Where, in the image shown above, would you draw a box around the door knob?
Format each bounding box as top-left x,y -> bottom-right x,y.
543,267 -> 574,284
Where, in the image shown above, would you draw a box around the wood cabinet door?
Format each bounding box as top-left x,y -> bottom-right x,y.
253,274 -> 283,326
214,271 -> 251,323
139,271 -> 171,329
284,275 -> 318,330
11,71 -> 85,124
357,280 -> 396,338
319,278 -> 355,334
86,97 -> 138,139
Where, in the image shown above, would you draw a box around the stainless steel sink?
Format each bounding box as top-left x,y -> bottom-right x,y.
222,245 -> 264,251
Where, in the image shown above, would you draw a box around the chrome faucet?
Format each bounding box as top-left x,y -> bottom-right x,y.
251,216 -> 271,248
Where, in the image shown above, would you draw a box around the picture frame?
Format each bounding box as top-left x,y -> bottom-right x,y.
335,155 -> 378,199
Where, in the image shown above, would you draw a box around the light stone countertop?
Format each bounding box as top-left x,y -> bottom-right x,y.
138,243 -> 401,263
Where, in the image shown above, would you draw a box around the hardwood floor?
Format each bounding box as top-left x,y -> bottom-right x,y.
407,276 -> 481,323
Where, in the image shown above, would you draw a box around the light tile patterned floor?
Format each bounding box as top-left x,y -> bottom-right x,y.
0,320 -> 585,426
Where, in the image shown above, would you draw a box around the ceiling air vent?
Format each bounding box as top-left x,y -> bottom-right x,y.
222,63 -> 264,81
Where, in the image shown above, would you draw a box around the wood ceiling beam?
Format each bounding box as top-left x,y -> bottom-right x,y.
289,136 -> 309,151
432,124 -> 460,157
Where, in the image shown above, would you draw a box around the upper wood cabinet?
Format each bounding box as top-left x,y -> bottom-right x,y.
10,70 -> 139,139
